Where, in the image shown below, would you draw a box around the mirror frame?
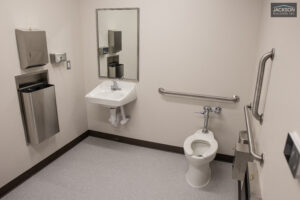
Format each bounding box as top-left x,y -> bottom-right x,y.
96,8 -> 140,81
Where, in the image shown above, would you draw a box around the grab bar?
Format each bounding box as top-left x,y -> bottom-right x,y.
252,48 -> 275,124
158,88 -> 240,103
244,105 -> 263,163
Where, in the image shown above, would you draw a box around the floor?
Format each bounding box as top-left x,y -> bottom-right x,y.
2,137 -> 238,200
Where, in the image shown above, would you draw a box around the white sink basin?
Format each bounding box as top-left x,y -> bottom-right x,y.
85,80 -> 137,108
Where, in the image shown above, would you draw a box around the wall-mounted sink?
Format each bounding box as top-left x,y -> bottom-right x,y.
85,80 -> 137,108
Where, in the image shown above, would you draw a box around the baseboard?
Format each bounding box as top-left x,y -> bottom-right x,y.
0,131 -> 89,199
88,130 -> 184,154
88,130 -> 234,163
238,180 -> 241,200
0,129 -> 234,198
215,153 -> 234,163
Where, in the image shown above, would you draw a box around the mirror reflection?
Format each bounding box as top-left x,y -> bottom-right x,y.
96,8 -> 139,80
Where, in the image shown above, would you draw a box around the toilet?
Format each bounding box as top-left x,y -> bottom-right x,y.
184,129 -> 218,188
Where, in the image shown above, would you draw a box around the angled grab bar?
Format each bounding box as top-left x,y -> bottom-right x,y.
158,88 -> 240,103
244,105 -> 263,163
252,48 -> 275,124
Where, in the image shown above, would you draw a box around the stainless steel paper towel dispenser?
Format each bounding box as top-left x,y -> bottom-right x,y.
19,83 -> 59,144
15,29 -> 49,69
108,30 -> 122,53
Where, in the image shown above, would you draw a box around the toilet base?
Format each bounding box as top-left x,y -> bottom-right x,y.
185,163 -> 211,188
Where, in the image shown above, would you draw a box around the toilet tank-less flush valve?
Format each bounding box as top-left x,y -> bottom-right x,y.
197,106 -> 222,133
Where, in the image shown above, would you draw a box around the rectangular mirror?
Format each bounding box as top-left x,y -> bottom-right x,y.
96,8 -> 140,80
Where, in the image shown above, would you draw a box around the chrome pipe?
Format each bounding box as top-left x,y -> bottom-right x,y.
201,106 -> 213,133
202,111 -> 209,133
244,105 -> 263,163
158,88 -> 240,103
252,48 -> 275,124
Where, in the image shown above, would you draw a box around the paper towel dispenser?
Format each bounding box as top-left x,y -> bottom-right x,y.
15,29 -> 49,69
108,30 -> 122,53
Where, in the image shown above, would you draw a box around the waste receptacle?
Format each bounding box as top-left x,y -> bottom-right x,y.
20,83 -> 59,144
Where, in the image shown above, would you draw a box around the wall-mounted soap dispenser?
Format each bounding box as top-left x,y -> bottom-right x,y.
15,29 -> 49,69
50,53 -> 71,70
99,47 -> 109,55
50,53 -> 67,64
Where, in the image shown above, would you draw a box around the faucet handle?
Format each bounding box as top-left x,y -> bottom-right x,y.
196,106 -> 222,115
214,107 -> 222,114
195,106 -> 211,115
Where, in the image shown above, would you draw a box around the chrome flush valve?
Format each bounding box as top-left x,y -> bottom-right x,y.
199,106 -> 222,115
198,106 -> 222,133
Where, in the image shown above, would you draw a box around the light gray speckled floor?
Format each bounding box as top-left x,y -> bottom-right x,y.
2,137 -> 237,200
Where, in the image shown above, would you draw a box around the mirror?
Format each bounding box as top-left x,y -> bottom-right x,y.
96,8 -> 139,80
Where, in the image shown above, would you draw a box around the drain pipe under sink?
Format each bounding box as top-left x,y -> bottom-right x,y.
109,106 -> 129,127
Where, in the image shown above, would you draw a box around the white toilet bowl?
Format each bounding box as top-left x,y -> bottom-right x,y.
183,129 -> 218,188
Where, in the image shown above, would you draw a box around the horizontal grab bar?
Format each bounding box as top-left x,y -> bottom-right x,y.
252,48 -> 275,124
244,105 -> 263,163
158,88 -> 240,103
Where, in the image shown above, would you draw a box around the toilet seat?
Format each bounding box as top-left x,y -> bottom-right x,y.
184,131 -> 218,158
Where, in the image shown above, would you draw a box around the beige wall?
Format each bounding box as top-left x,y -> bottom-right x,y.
80,0 -> 262,155
0,0 -> 87,188
251,0 -> 300,199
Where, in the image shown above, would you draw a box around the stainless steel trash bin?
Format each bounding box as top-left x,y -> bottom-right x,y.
20,83 -> 59,144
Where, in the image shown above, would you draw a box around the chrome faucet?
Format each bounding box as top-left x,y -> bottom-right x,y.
111,80 -> 121,91
199,106 -> 222,133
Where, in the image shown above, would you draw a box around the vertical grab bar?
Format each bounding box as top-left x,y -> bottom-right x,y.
252,48 -> 275,124
244,105 -> 263,163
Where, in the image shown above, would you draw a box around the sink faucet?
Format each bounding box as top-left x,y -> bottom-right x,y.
111,80 -> 121,91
